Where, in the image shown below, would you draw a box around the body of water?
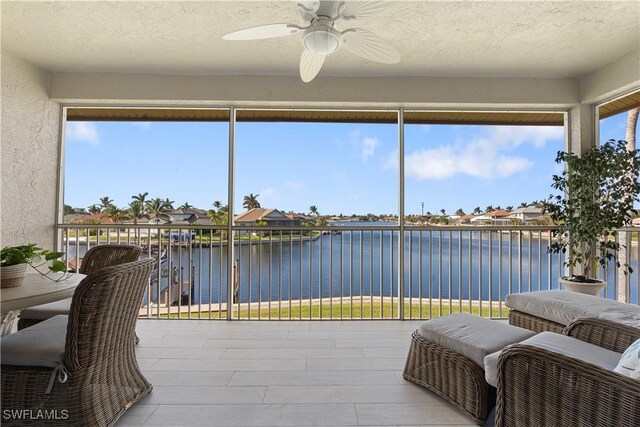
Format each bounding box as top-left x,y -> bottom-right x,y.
67,226 -> 640,306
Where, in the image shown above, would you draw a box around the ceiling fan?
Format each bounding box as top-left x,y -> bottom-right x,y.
222,1 -> 400,83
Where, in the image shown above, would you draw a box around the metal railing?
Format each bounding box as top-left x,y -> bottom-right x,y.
57,224 -> 640,320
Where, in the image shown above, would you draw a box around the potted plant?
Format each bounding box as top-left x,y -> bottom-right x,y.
543,139 -> 640,295
0,244 -> 68,288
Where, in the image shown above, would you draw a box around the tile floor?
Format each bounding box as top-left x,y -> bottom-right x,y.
119,319 -> 495,427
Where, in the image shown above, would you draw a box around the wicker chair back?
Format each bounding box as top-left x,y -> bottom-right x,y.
64,258 -> 154,371
78,244 -> 142,275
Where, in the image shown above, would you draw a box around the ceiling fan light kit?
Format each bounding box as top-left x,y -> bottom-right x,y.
303,24 -> 342,55
222,1 -> 400,83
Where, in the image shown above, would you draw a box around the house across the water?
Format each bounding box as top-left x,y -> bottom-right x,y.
234,208 -> 303,228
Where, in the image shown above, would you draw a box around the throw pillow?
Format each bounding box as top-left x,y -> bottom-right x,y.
614,338 -> 640,380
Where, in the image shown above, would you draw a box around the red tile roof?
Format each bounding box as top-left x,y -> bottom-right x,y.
70,212 -> 114,224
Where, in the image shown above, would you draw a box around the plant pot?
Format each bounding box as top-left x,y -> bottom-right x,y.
1,264 -> 27,288
559,277 -> 606,296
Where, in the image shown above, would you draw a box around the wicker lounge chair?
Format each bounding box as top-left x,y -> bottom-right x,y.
403,315 -> 535,425
506,290 -> 640,334
495,318 -> 640,427
508,309 -> 564,333
1,258 -> 155,426
17,244 -> 142,330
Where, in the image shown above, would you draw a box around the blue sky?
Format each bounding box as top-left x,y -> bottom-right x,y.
64,111 -> 635,215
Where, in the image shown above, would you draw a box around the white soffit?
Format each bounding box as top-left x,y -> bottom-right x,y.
1,1 -> 638,79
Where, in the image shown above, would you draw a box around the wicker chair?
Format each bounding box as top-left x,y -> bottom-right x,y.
495,318 -> 640,427
507,309 -> 564,333
17,244 -> 142,330
403,330 -> 495,425
1,258 -> 154,426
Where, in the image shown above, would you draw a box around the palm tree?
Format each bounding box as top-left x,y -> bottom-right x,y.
626,107 -> 638,151
128,201 -> 144,223
455,208 -> 465,216
179,202 -> 193,210
87,204 -> 101,215
505,206 -> 514,212
132,192 -> 148,204
484,205 -> 494,213
519,202 -> 528,208
99,196 -> 114,212
208,204 -> 229,240
243,193 -> 260,210
208,205 -> 229,225
440,208 -> 446,216
131,192 -> 149,214
128,201 -> 145,242
309,205 -> 319,216
163,198 -> 175,210
212,200 -> 222,210
105,205 -> 129,224
618,107 -> 639,300
145,198 -> 172,223
472,207 -> 481,215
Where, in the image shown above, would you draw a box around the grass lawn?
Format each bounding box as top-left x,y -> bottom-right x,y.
153,300 -> 508,320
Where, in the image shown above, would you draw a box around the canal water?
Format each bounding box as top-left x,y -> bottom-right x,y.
68,228 -> 639,305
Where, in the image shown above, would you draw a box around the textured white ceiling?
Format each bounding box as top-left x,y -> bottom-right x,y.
2,1 -> 638,79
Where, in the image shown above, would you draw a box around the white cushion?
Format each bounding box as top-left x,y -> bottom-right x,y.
484,332 -> 623,387
483,350 -> 502,387
417,314 -> 535,367
614,338 -> 640,380
19,298 -> 72,321
505,290 -> 640,328
519,332 -> 620,369
1,315 -> 68,367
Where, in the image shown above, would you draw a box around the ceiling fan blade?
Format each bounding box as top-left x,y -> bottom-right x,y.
298,1 -> 320,22
340,1 -> 389,20
300,49 -> 326,83
223,24 -> 302,41
342,28 -> 400,64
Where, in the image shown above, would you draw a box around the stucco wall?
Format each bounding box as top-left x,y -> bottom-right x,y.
1,49 -> 60,248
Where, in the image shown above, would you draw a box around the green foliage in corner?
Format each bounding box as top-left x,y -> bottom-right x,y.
543,139 -> 640,279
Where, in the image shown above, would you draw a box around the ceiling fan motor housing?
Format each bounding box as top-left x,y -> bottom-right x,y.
303,24 -> 342,55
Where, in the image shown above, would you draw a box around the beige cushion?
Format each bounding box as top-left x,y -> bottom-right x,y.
505,290 -> 640,328
19,298 -> 72,321
1,315 -> 68,368
483,331 -> 622,388
417,314 -> 535,367
483,350 -> 502,387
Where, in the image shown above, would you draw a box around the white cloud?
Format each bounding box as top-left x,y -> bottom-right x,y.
495,156 -> 534,178
360,137 -> 380,162
66,122 -> 99,145
485,126 -> 564,148
405,144 -> 533,180
404,125 -> 562,180
349,131 -> 381,162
